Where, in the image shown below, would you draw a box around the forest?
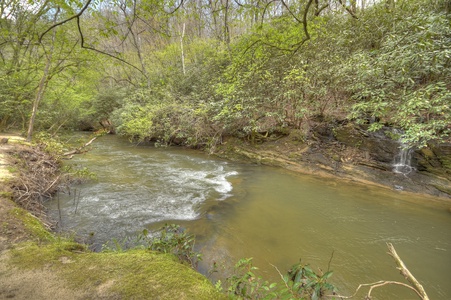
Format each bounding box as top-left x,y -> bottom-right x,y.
1,1 -> 451,298
1,0 -> 450,149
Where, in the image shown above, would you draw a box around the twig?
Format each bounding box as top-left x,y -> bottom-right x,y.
42,174 -> 61,195
328,280 -> 419,299
39,0 -> 93,42
368,281 -> 420,299
270,263 -> 295,296
330,244 -> 429,299
327,249 -> 334,272
337,0 -> 359,19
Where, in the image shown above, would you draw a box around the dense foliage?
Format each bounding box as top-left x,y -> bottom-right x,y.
1,0 -> 449,147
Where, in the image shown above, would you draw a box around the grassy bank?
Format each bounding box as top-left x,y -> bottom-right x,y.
0,138 -> 223,299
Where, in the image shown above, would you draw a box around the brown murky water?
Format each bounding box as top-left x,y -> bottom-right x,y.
47,134 -> 451,299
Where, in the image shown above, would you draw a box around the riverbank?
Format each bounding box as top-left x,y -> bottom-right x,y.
0,136 -> 223,300
213,124 -> 451,200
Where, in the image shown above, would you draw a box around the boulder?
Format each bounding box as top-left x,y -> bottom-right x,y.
415,143 -> 451,180
333,124 -> 400,169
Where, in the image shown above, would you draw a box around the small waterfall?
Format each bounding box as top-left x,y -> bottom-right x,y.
393,136 -> 415,175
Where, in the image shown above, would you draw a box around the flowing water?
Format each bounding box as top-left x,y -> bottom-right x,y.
393,144 -> 415,175
47,134 -> 451,299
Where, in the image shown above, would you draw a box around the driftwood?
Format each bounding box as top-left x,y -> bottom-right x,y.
8,146 -> 63,225
63,136 -> 97,157
387,242 -> 429,300
330,243 -> 429,300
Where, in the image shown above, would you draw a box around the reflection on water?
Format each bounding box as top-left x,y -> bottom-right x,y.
47,134 -> 451,299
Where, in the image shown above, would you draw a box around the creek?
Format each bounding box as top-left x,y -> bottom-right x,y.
46,134 -> 451,299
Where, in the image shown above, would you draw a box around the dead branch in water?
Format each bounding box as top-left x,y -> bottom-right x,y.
329,243 -> 429,299
62,136 -> 97,157
62,130 -> 109,158
331,280 -> 422,299
387,242 -> 429,300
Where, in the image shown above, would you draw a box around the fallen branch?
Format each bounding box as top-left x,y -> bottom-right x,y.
330,280 -> 420,299
42,174 -> 61,195
63,136 -> 97,157
329,243 -> 429,299
387,242 -> 429,300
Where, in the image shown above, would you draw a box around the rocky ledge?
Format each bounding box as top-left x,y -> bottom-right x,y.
215,123 -> 451,199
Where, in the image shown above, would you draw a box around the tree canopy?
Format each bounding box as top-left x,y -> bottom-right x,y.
1,0 -> 449,147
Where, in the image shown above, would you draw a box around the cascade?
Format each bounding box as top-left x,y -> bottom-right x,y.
392,133 -> 415,175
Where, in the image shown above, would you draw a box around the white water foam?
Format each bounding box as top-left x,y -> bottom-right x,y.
50,147 -> 239,244
393,146 -> 415,175
392,129 -> 415,176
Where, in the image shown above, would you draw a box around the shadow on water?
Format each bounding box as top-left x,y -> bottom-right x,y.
47,134 -> 451,299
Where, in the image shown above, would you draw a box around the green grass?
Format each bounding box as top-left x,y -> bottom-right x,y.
10,242 -> 224,299
5,204 -> 224,299
9,207 -> 55,242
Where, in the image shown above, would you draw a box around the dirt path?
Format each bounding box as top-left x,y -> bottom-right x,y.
0,135 -> 28,249
0,135 -> 24,181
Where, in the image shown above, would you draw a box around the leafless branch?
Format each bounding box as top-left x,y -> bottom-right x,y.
76,16 -> 145,75
63,136 -> 98,157
327,249 -> 334,272
289,0 -> 314,53
329,280 -> 421,299
280,0 -> 303,24
260,0 -> 279,26
329,243 -> 429,300
164,0 -> 185,14
39,0 -> 93,43
387,243 -> 430,300
337,0 -> 359,19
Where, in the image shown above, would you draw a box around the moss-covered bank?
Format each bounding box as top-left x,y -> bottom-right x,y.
1,204 -> 223,299
8,240 -> 222,299
0,138 -> 224,300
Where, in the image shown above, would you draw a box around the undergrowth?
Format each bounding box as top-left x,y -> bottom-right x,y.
102,224 -> 336,299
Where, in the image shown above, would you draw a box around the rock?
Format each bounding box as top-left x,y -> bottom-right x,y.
394,185 -> 404,191
333,124 -> 399,166
215,124 -> 451,198
414,143 -> 451,180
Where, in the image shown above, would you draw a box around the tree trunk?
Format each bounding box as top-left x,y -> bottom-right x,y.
223,0 -> 230,45
26,8 -> 59,142
26,63 -> 50,142
180,23 -> 186,76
